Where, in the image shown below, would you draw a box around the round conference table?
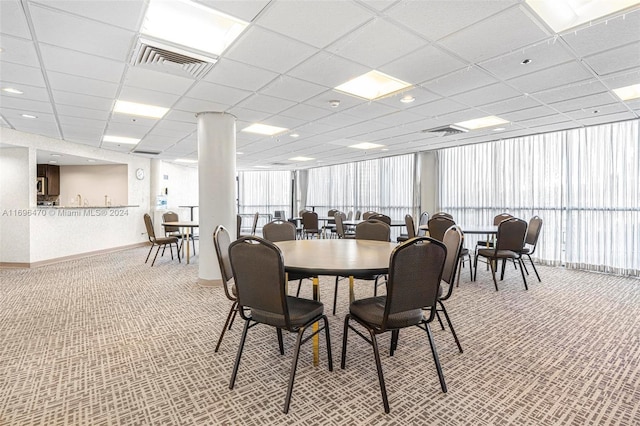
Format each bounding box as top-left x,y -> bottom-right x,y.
275,239 -> 398,365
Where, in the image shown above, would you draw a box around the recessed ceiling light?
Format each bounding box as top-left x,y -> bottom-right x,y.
290,133 -> 300,138
521,59 -> 532,65
113,100 -> 168,119
51,154 -> 62,157
141,0 -> 248,57
49,160 -> 57,164
349,142 -> 385,150
592,110 -> 599,114
241,123 -> 288,136
21,114 -> 37,119
381,148 -> 390,151
2,87 -> 23,94
526,0 -> 640,33
455,116 -> 509,130
612,83 -> 640,101
400,95 -> 415,103
236,152 -> 244,155
175,158 -> 198,163
103,135 -> 141,145
329,100 -> 340,108
87,159 -> 96,163
289,156 -> 314,161
493,127 -> 506,131
335,70 -> 412,101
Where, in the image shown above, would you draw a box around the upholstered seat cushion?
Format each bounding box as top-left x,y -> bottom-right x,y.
154,236 -> 179,244
477,248 -> 518,259
350,296 -> 423,329
251,296 -> 323,328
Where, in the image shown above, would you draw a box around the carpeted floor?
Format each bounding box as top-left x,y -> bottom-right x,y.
0,246 -> 639,425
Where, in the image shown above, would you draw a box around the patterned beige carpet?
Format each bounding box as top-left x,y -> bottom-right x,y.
1,246 -> 639,425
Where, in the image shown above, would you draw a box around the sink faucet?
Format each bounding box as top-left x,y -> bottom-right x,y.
77,194 -> 82,206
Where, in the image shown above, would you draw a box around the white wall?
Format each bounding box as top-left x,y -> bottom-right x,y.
59,164 -> 128,207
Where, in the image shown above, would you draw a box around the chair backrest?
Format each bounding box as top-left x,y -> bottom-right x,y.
327,209 -> 338,223
302,211 -> 319,231
355,220 -> 390,242
162,211 -> 179,233
355,210 -> 362,220
441,226 -> 464,300
299,209 -> 310,217
383,237 -> 447,329
274,210 -> 286,220
496,217 -> 528,252
143,213 -> 156,241
431,211 -> 453,220
362,211 -> 378,220
369,213 -> 391,225
236,214 -> 242,239
213,225 -> 236,301
427,216 -> 455,242
525,216 -> 543,252
404,214 -> 416,239
493,212 -> 513,225
228,236 -> 290,326
347,211 -> 353,220
334,212 -> 348,238
263,220 -> 297,242
251,212 -> 260,235
417,211 -> 429,236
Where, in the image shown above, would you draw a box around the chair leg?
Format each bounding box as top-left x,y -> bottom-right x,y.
175,242 -> 181,263
527,254 -> 541,282
500,259 -> 506,280
518,258 -> 528,290
277,328 -> 284,355
215,302 -> 238,353
390,329 -> 399,356
435,310 -> 445,330
296,279 -> 304,297
424,322 -> 447,393
283,326 -> 305,414
473,254 -> 479,281
151,245 -> 162,266
438,301 -> 463,353
145,244 -> 154,263
229,320 -> 251,390
332,276 -> 340,316
340,314 -> 351,369
323,315 -> 333,371
489,258 -> 499,291
369,329 -> 390,414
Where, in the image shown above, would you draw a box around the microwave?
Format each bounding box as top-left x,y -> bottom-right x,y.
37,177 -> 46,195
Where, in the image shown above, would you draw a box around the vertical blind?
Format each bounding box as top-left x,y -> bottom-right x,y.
237,170 -> 292,231
438,119 -> 639,277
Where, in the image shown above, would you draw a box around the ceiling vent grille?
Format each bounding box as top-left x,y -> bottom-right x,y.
131,149 -> 161,155
423,125 -> 468,136
130,39 -> 217,80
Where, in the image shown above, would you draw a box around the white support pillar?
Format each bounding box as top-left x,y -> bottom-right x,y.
196,112 -> 236,285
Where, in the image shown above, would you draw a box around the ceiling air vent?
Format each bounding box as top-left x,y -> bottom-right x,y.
423,125 -> 468,137
130,39 -> 217,80
132,150 -> 161,155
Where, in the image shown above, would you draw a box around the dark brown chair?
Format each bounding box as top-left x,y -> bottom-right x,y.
236,214 -> 242,239
416,211 -> 429,236
228,236 -> 332,414
262,220 -> 314,297
431,211 -> 454,220
143,213 -> 180,266
518,216 -> 543,282
396,214 -> 416,242
476,212 -> 514,251
362,210 -> 378,220
302,211 -> 320,239
427,216 -> 472,284
163,211 -> 196,255
368,213 -> 391,225
354,210 -> 362,220
334,212 -> 355,239
341,237 -> 448,413
474,217 -> 528,291
213,225 -> 238,352
250,211 -> 259,236
325,209 -> 339,238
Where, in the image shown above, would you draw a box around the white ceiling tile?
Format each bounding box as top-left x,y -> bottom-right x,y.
52,90 -> 114,111
385,0 -> 518,41
172,97 -> 229,114
379,45 -> 467,86
197,0 -> 270,22
61,124 -> 103,141
0,81 -> 50,102
225,26 -> 318,73
288,52 -> 370,89
376,87 -> 441,109
560,8 -> 640,57
280,104 -> 333,122
0,0 -> 32,39
501,105 -> 558,122
344,101 -> 399,120
438,6 -> 549,63
550,92 -> 619,113
237,94 -> 297,115
30,4 -> 135,61
13,122 -> 60,138
0,61 -> 46,87
118,86 -> 181,108
422,67 -> 498,97
203,59 -> 278,92
260,76 -> 328,103
0,96 -> 54,114
47,71 -> 119,99
135,138 -> 178,152
257,1 -> 373,49
508,62 -> 593,94
406,98 -> 468,119
533,79 -> 610,104
451,83 -> 521,107
1,107 -> 55,124
508,114 -> 571,129
186,81 -> 252,105
329,18 -> 426,69
575,111 -> 637,127
583,42 -> 640,76
105,121 -> 153,138
225,107 -> 271,124
39,44 -> 126,83
564,103 -> 630,120
110,114 -> 159,128
0,35 -> 40,68
57,115 -> 106,129
33,0 -> 146,31
163,110 -> 197,124
56,104 -> 110,121
479,39 -> 575,80
124,67 -> 195,96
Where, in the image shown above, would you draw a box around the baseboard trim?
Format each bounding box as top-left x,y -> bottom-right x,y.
0,242 -> 150,269
198,278 -> 223,288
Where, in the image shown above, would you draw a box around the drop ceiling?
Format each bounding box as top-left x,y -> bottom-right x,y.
1,0 -> 639,170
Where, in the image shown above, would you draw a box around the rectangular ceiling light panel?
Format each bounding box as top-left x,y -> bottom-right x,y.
526,0 -> 640,33
241,123 -> 288,136
349,142 -> 385,150
289,156 -> 314,161
455,116 -> 509,130
335,70 -> 412,100
141,0 -> 249,57
113,100 -> 169,118
613,83 -> 640,100
103,135 -> 141,144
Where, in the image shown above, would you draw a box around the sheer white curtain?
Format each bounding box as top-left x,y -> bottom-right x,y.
438,119 -> 639,276
237,170 -> 292,231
